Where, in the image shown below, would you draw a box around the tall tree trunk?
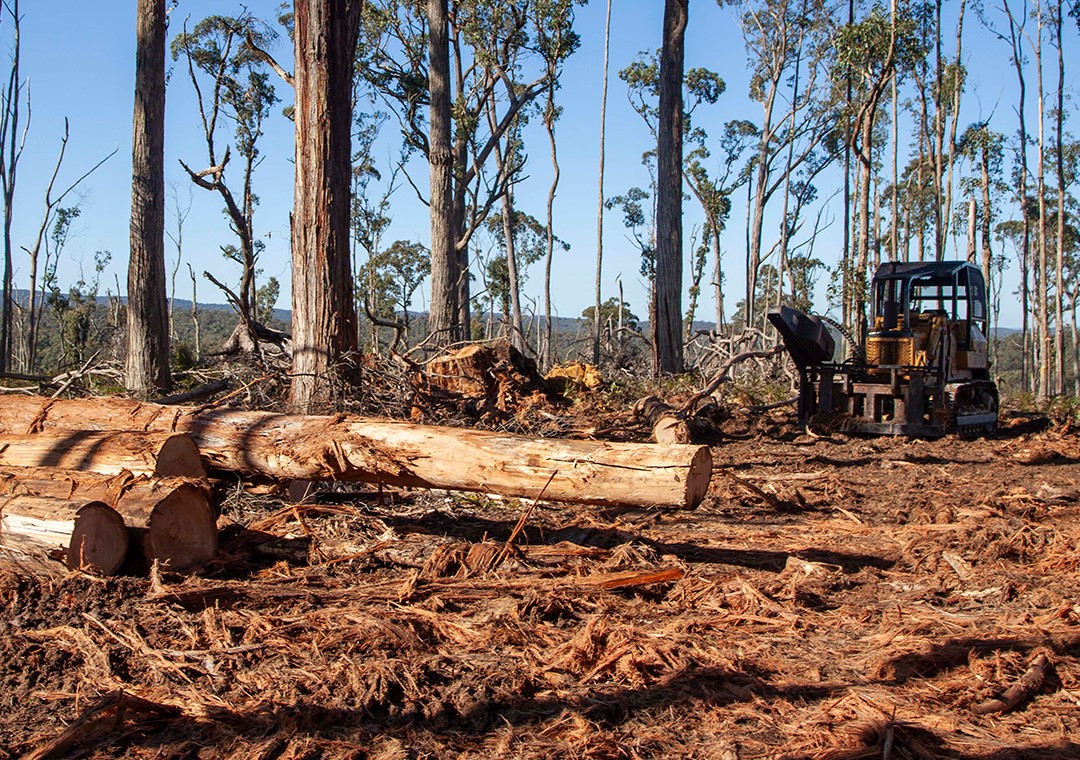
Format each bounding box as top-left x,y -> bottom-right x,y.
655,0 -> 687,374
543,82 -> 561,370
932,0 -> 945,259
855,120 -> 874,341
941,0 -> 968,259
890,0 -> 898,264
1035,0 -> 1049,400
746,88 -> 776,336
1054,0 -> 1065,396
0,0 -> 20,375
426,0 -> 459,346
592,0 -> 612,366
289,0 -> 363,410
126,0 -> 170,394
979,144 -> 993,296
1003,0 -> 1032,393
500,183 -> 525,351
1071,299 -> 1079,396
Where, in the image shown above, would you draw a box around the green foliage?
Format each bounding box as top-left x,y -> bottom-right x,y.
255,276 -> 280,323
619,50 -> 725,134
170,14 -> 280,162
358,239 -> 428,326
833,7 -> 925,90
43,250 -> 113,369
582,297 -> 640,331
606,187 -> 655,279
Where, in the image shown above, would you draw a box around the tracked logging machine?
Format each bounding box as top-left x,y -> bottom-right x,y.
769,261 -> 998,437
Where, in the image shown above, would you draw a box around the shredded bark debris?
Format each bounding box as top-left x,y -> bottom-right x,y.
1,406 -> 1078,759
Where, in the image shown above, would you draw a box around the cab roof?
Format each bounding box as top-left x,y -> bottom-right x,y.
873,260 -> 982,282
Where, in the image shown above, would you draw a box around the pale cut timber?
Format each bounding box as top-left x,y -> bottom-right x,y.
0,430 -> 205,478
0,395 -> 714,509
0,494 -> 128,575
0,468 -> 217,572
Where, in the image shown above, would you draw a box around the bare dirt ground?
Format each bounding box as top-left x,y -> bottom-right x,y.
2,406 -> 1079,759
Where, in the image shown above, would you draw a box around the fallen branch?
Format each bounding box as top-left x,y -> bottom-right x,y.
681,345 -> 784,415
971,652 -> 1051,715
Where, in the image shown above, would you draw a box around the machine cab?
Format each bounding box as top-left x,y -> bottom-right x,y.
868,261 -> 989,375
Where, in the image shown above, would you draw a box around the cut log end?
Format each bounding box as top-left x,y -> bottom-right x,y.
144,484 -> 218,572
154,434 -> 207,479
67,502 -> 129,575
683,446 -> 713,509
653,416 -> 693,445
1,496 -> 128,576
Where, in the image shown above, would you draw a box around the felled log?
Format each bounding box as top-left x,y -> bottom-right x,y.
112,480 -> 217,572
0,494 -> 128,574
0,468 -> 217,572
0,395 -> 713,509
633,395 -> 693,444
0,430 -> 205,478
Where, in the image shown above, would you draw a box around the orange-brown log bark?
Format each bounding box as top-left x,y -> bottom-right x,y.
0,431 -> 204,478
0,395 -> 713,509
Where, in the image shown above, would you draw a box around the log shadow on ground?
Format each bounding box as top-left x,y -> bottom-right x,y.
23,669 -> 845,758
378,511 -> 896,574
874,634 -> 1080,685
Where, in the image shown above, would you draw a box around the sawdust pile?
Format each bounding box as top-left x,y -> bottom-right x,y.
1,409 -> 1078,758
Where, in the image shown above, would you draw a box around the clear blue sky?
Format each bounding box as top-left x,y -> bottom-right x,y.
6,1 -> 1056,331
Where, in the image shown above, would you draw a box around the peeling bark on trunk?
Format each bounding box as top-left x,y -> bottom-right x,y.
289,0 -> 363,410
126,0 -> 170,394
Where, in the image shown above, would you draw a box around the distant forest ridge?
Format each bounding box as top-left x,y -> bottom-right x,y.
43,291 -> 1020,337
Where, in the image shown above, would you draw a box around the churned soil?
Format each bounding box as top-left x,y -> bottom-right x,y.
2,407 -> 1078,759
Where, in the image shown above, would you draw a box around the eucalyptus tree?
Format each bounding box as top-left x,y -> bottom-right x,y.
357,239 -> 428,347
363,0 -> 580,347
908,0 -> 969,260
980,0 -> 1033,391
480,208 -> 566,343
1052,0 -> 1066,394
171,13 -> 280,352
619,49 -> 728,359
734,0 -> 839,335
833,6 -> 924,339
534,0 -> 581,370
127,0 -> 170,394
0,0 -> 23,374
19,124 -> 114,373
290,0 -> 365,409
592,0 -> 613,366
685,118 -> 756,330
956,122 -> 1007,327
655,0 -> 689,373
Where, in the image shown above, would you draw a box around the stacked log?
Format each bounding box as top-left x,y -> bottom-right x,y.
0,494 -> 127,575
0,395 -> 713,510
0,430 -> 206,478
0,431 -> 216,574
